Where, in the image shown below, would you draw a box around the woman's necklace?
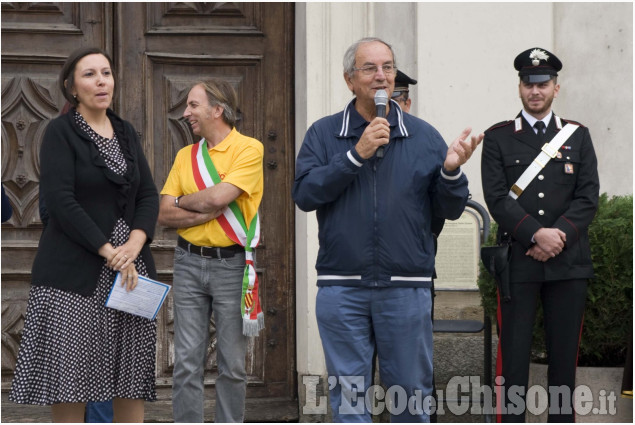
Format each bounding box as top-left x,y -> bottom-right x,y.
85,119 -> 114,139
77,108 -> 113,139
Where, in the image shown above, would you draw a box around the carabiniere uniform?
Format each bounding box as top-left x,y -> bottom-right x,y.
481,47 -> 600,423
482,112 -> 599,282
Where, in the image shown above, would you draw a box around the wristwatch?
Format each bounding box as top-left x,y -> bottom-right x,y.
175,196 -> 183,208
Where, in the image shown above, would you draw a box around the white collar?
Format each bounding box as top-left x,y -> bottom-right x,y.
522,110 -> 553,132
338,98 -> 409,138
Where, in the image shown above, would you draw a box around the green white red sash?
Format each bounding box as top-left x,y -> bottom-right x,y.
191,138 -> 264,336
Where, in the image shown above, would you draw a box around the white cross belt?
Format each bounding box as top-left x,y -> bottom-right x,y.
508,124 -> 579,200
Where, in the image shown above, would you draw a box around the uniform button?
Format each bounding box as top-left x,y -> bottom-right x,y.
567,156 -> 571,160
538,175 -> 544,180
515,159 -> 520,164
538,210 -> 545,215
538,193 -> 545,198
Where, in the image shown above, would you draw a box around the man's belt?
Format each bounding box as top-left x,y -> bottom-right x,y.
177,236 -> 243,259
509,124 -> 579,200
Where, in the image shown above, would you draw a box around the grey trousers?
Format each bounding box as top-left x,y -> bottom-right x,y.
171,246 -> 248,423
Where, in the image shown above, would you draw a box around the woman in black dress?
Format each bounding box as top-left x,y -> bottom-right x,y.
9,47 -> 159,422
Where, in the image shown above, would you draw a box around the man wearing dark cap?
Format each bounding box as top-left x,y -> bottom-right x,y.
481,48 -> 599,422
392,69 -> 417,112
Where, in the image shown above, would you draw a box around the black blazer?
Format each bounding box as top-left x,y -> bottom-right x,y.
481,112 -> 599,283
32,109 -> 159,296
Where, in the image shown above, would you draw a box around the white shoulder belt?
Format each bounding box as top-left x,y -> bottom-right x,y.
509,124 -> 579,200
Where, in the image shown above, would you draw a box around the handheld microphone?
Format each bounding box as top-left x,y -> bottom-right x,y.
374,90 -> 388,158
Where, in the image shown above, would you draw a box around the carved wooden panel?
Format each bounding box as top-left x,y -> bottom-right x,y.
0,3 -> 111,59
0,2 -> 82,34
0,283 -> 29,375
147,2 -> 263,35
1,303 -> 25,373
1,75 -> 60,228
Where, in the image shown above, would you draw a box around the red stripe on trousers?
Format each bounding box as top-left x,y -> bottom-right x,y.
496,290 -> 503,423
573,314 -> 585,423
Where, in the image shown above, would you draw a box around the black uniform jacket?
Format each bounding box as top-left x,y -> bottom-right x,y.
481,112 -> 599,283
32,108 -> 159,296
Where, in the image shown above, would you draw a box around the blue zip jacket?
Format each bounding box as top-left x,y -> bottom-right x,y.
293,99 -> 469,288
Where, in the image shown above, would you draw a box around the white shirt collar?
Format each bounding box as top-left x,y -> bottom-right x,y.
522,110 -> 553,133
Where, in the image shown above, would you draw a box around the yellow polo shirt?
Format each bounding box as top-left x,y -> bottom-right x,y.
161,128 -> 263,247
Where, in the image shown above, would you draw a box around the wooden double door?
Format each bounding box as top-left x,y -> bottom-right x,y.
1,2 -> 296,421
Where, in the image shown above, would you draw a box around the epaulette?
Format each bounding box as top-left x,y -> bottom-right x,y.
486,120 -> 513,132
561,118 -> 586,128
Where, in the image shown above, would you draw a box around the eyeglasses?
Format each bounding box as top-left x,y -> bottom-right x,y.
352,64 -> 397,76
391,90 -> 409,99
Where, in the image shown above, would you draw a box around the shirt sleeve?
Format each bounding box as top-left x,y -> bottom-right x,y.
221,142 -> 264,198
292,124 -> 364,212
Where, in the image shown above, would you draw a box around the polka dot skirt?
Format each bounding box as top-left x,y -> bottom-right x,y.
9,112 -> 157,405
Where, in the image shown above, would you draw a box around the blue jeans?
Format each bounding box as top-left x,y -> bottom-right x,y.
316,286 -> 433,423
171,247 -> 248,423
85,401 -> 113,423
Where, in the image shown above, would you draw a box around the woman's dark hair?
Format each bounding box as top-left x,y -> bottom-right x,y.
59,47 -> 115,108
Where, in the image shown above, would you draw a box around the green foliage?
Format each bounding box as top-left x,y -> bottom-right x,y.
478,193 -> 633,367
581,193 -> 633,366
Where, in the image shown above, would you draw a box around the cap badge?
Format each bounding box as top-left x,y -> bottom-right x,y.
529,49 -> 549,66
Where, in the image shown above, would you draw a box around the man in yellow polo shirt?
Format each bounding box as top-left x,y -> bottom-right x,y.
158,78 -> 264,423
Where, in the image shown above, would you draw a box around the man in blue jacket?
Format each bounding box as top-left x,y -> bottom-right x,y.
293,37 -> 482,422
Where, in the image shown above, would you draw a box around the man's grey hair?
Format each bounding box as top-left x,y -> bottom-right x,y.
197,78 -> 239,128
343,37 -> 396,77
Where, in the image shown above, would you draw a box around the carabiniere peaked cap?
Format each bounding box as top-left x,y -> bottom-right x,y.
394,70 -> 418,90
514,47 -> 562,83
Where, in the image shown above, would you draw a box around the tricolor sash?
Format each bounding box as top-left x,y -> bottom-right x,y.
191,138 -> 264,336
